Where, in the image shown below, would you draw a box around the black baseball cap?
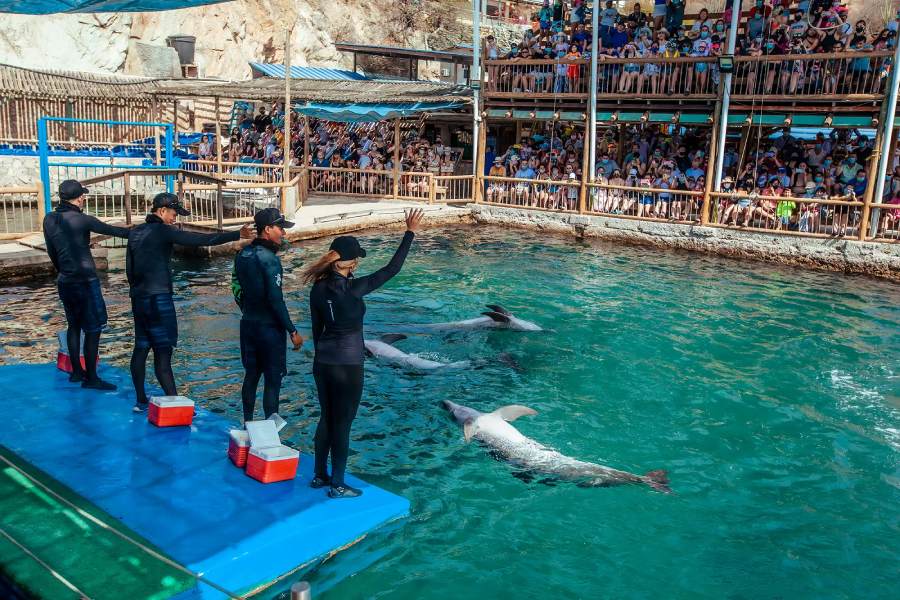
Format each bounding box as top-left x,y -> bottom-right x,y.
329,236 -> 366,261
59,180 -> 89,201
152,192 -> 191,216
254,207 -> 294,229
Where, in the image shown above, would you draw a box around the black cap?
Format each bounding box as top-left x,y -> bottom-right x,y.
254,207 -> 295,229
152,192 -> 191,216
329,236 -> 366,261
59,180 -> 89,201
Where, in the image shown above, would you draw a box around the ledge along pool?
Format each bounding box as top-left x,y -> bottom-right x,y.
1,225 -> 899,598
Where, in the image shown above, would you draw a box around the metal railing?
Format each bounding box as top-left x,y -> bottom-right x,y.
0,185 -> 43,238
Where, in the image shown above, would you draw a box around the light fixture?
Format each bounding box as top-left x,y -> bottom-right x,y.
481,110 -> 487,118
611,112 -> 619,122
581,112 -> 587,121
744,115 -> 752,125
671,111 -> 681,124
783,115 -> 793,126
553,111 -> 560,120
505,110 -> 512,119
640,111 -> 649,122
872,116 -> 880,127
824,114 -> 833,126
529,110 -> 536,119
707,114 -> 714,124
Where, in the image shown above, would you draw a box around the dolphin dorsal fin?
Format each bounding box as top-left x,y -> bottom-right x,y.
491,405 -> 537,422
379,333 -> 408,345
463,418 -> 478,443
486,304 -> 512,316
482,311 -> 511,324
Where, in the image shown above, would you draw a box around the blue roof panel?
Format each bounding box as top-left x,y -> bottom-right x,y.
249,63 -> 368,81
0,1 -> 227,13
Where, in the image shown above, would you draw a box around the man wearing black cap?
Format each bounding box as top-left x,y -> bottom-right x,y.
126,192 -> 254,412
232,208 -> 303,423
43,179 -> 132,391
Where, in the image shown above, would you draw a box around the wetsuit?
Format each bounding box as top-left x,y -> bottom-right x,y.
126,214 -> 240,406
42,201 -> 130,384
233,238 -> 296,422
309,231 -> 415,488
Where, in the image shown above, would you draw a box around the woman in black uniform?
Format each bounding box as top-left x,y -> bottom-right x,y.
303,209 -> 424,498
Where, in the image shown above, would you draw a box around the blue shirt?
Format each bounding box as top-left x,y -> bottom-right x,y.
609,30 -> 629,49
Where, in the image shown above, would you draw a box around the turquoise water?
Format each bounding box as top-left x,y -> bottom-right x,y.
1,226 -> 899,599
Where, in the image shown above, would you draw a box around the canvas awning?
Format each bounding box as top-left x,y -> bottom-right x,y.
293,101 -> 467,123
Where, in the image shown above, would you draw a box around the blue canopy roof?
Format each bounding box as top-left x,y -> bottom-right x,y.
249,63 -> 367,81
293,101 -> 465,123
0,0 -> 229,13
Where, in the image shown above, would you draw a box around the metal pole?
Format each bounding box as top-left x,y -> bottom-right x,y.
471,0 -> 481,177
290,581 -> 312,600
712,0 -> 742,190
37,117 -> 51,212
868,31 -> 900,238
283,26 -> 293,214
588,0 -> 600,181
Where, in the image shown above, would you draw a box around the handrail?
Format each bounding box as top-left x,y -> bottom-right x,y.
586,181 -> 705,196
733,50 -> 893,62
708,191 -> 862,206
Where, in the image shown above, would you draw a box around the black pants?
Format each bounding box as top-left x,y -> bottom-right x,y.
313,363 -> 364,487
240,321 -> 287,423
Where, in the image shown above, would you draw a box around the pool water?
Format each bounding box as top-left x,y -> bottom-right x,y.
1,226 -> 898,599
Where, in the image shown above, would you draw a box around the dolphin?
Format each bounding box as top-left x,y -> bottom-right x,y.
365,334 -> 471,370
442,400 -> 671,492
419,304 -> 542,332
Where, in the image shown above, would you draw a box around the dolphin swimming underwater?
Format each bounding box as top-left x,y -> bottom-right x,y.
443,400 -> 671,492
419,304 -> 542,332
364,334 -> 471,370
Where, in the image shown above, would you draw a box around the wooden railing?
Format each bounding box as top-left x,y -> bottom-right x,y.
305,167 -> 474,204
868,200 -> 900,242
585,182 -> 705,222
181,159 -> 283,184
483,51 -> 891,103
708,191 -> 865,238
483,176 -> 581,211
0,185 -> 43,239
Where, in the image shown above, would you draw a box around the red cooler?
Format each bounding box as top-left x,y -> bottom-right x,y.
228,429 -> 250,467
148,396 -> 195,427
245,419 -> 298,483
56,331 -> 97,373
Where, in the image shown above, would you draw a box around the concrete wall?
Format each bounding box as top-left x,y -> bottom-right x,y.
472,205 -> 900,281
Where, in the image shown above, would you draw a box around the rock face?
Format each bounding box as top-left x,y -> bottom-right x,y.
0,1 -> 476,79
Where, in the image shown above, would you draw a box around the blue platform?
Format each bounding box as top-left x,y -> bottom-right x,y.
0,364 -> 409,599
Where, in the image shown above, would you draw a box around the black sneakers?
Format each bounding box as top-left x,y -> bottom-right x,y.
132,402 -> 148,413
68,371 -> 87,383
327,484 -> 362,499
82,378 -> 117,391
309,475 -> 331,489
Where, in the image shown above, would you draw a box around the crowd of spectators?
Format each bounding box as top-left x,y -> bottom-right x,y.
486,1 -> 898,96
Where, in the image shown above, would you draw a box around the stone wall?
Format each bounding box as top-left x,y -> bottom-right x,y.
472,205 -> 900,281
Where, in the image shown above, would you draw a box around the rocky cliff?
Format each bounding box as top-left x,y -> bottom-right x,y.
0,0 -> 473,79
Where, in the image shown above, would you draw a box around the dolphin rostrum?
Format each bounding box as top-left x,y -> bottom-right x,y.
443,400 -> 671,492
419,304 -> 542,332
365,334 -> 471,370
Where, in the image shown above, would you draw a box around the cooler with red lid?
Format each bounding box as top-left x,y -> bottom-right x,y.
148,396 -> 195,427
227,429 -> 250,467
55,331 -> 98,373
244,419 -> 298,483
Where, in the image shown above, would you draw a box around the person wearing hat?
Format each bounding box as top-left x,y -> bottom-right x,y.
301,209 -> 425,498
126,192 -> 254,412
43,179 -> 132,391
232,208 -> 303,423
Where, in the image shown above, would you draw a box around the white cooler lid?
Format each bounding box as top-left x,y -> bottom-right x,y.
150,396 -> 194,408
246,419 -> 281,449
229,429 -> 250,444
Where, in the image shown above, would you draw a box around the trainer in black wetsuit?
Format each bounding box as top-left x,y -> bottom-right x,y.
232,208 -> 304,423
307,209 -> 424,498
43,179 -> 131,391
126,192 -> 253,412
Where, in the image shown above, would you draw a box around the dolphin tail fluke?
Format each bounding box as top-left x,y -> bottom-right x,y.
486,304 -> 512,316
482,311 -> 511,324
379,333 -> 408,345
644,470 -> 671,493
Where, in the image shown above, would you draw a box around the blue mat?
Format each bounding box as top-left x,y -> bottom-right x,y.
0,364 -> 409,599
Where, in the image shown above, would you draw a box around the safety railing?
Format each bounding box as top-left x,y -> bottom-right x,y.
731,51 -> 892,101
484,59 -> 590,98
585,182 -> 705,222
181,159 -> 283,184
433,175 -> 474,203
397,172 -> 434,201
0,185 -> 43,238
860,200 -> 900,243
307,167 -> 395,199
709,191 -> 864,237
482,176 -> 581,212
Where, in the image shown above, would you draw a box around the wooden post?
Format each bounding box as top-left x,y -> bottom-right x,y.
123,172 -> 132,225
701,108 -> 721,226
474,114 -> 487,203
429,174 -> 436,204
392,118 -> 401,199
36,181 -> 45,229
152,97 -> 162,166
616,123 -> 625,166
282,26 -> 293,215
578,122 -> 590,214
859,102 -> 889,240
214,97 -> 223,175
216,182 -> 224,230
